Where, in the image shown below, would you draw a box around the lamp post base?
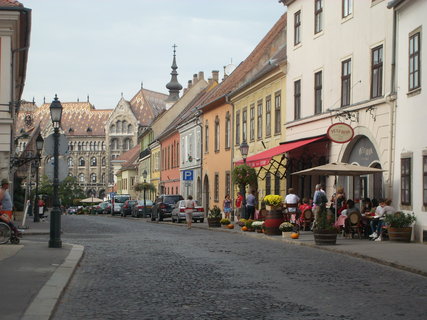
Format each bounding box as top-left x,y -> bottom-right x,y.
49,207 -> 62,248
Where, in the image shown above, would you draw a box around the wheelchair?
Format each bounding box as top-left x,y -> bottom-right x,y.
0,221 -> 20,244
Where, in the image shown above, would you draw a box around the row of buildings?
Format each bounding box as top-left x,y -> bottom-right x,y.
2,0 -> 426,241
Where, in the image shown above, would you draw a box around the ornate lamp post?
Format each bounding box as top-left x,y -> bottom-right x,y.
49,95 -> 63,248
239,140 -> 249,219
33,133 -> 44,222
142,169 -> 148,218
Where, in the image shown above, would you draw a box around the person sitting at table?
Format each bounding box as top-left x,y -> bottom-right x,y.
343,199 -> 362,237
369,198 -> 384,240
374,198 -> 396,242
298,198 -> 312,227
285,188 -> 300,223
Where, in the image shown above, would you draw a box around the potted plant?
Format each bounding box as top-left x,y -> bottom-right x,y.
207,205 -> 222,228
263,194 -> 283,211
245,219 -> 255,231
252,221 -> 265,233
385,212 -> 416,242
237,218 -> 247,227
279,222 -> 294,238
220,218 -> 231,226
313,206 -> 338,245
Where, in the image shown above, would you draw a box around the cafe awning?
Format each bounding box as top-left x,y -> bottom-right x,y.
235,135 -> 326,168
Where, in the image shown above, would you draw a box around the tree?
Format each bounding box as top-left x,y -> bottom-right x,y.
134,182 -> 156,199
59,176 -> 86,207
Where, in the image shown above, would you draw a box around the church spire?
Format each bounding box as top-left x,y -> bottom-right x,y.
166,44 -> 182,102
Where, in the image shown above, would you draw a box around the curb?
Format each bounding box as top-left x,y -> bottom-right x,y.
21,243 -> 85,320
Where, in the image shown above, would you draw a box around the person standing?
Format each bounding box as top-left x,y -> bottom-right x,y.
235,192 -> 243,221
223,194 -> 232,220
246,190 -> 256,220
184,195 -> 196,229
285,188 -> 300,223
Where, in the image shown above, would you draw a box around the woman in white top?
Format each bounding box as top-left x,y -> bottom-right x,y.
184,195 -> 196,229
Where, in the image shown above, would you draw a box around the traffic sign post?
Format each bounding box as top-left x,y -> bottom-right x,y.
182,170 -> 193,181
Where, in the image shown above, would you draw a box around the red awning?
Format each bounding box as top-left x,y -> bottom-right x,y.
235,136 -> 326,168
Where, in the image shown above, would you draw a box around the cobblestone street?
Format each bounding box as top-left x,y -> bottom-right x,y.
50,215 -> 427,320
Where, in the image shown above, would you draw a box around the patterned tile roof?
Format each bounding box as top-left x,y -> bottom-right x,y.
129,88 -> 168,126
199,12 -> 287,108
116,144 -> 140,169
0,0 -> 23,7
16,101 -> 112,136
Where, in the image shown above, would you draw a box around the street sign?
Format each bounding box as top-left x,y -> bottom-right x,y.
182,170 -> 193,181
43,134 -> 69,156
45,157 -> 68,183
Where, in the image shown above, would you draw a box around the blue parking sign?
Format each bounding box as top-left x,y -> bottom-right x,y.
182,170 -> 193,181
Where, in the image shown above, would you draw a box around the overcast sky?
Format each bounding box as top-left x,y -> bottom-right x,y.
22,0 -> 285,109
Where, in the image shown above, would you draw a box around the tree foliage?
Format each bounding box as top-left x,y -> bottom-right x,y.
38,175 -> 85,207
232,164 -> 257,189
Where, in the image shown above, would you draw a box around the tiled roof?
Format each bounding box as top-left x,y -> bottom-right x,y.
16,101 -> 112,136
116,144 -> 140,169
0,0 -> 23,7
199,12 -> 287,108
129,88 -> 168,126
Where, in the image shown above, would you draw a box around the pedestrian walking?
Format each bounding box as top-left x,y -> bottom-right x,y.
184,195 -> 196,229
235,192 -> 243,221
246,190 -> 256,220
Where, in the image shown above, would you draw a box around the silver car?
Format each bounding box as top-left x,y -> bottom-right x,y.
171,200 -> 205,223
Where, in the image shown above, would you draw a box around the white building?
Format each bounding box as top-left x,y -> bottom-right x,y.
281,0 -> 395,204
389,0 -> 427,242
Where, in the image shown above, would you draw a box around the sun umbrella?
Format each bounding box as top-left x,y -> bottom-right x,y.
292,162 -> 385,220
80,197 -> 104,203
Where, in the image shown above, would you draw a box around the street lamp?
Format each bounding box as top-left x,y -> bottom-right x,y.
33,133 -> 44,222
142,169 -> 148,218
239,140 -> 249,219
49,95 -> 63,248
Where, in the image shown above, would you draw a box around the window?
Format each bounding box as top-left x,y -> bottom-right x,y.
79,157 -> 85,166
90,157 -> 97,166
215,116 -> 220,152
265,173 -> 271,196
205,121 -> 209,152
101,173 -> 105,183
214,173 -> 219,202
250,104 -> 255,141
111,139 -> 118,150
265,96 -> 271,137
342,0 -> 352,18
67,157 -> 74,167
110,124 -> 116,134
294,10 -> 301,45
314,71 -> 322,114
128,124 -> 132,134
409,32 -> 421,91
294,80 -> 301,120
341,59 -> 351,107
123,138 -> 132,151
274,93 -> 281,135
235,111 -> 240,145
314,0 -> 323,34
274,173 -> 281,195
371,45 -> 383,98
424,156 -> 427,206
78,173 -> 85,182
242,108 -> 247,142
102,157 -> 106,166
90,173 -> 97,183
225,172 -> 231,198
225,112 -> 231,149
401,158 -> 411,205
257,100 -> 263,140
116,121 -> 122,133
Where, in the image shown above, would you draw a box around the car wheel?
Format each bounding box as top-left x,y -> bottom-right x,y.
200,219 -> 204,223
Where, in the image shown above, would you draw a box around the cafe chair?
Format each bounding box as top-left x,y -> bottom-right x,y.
347,212 -> 363,239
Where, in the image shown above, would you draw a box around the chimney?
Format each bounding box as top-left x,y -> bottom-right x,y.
198,71 -> 204,81
187,79 -> 192,89
193,73 -> 198,84
212,70 -> 219,82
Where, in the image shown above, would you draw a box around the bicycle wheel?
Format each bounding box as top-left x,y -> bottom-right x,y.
0,222 -> 11,244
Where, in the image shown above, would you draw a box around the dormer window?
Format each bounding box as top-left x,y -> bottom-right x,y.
69,127 -> 74,133
87,127 -> 92,132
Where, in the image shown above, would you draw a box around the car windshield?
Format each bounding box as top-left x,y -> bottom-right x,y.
114,195 -> 130,203
164,196 -> 183,204
137,200 -> 153,206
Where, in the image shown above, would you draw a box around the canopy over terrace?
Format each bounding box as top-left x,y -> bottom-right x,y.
235,135 -> 327,178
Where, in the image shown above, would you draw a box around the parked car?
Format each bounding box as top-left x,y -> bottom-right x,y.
111,194 -> 131,215
151,195 -> 184,221
121,200 -> 138,217
67,206 -> 78,214
171,200 -> 205,223
93,201 -> 110,214
131,200 -> 154,218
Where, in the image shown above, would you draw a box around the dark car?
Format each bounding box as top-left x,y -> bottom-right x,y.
121,200 -> 138,217
131,200 -> 154,218
93,201 -> 109,214
151,195 -> 184,221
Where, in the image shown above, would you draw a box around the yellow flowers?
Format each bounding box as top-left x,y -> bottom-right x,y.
263,194 -> 283,207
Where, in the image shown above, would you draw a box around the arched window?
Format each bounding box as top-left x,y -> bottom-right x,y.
102,157 -> 106,166
78,142 -> 82,151
102,141 -> 105,151
111,139 -> 118,151
122,120 -> 127,132
90,157 -> 97,166
79,157 -> 85,166
78,173 -> 85,182
69,143 -> 74,151
116,120 -> 122,133
90,173 -> 97,183
127,124 -> 132,134
124,138 -> 132,151
110,124 -> 116,133
101,173 -> 105,183
67,157 -> 74,167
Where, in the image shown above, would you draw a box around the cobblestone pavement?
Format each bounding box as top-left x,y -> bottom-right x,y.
49,215 -> 427,320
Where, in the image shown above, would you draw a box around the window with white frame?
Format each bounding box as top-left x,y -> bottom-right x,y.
79,157 -> 85,166
341,59 -> 351,107
90,157 -> 97,166
371,45 -> 383,98
294,10 -> 301,45
274,93 -> 281,135
90,173 -> 97,183
257,100 -> 263,140
250,104 -> 255,141
242,108 -> 247,142
314,71 -> 322,114
401,157 -> 411,205
67,157 -> 74,167
265,96 -> 271,137
314,0 -> 323,34
409,32 -> 421,91
342,0 -> 352,18
79,173 -> 85,182
294,80 -> 301,120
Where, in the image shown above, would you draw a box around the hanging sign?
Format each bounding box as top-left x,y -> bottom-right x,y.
327,122 -> 354,143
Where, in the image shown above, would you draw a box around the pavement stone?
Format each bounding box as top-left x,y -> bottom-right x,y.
0,213 -> 426,320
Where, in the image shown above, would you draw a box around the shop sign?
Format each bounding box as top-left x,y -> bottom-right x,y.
327,122 -> 354,143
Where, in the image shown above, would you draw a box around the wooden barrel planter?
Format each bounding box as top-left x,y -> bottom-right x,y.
264,209 -> 284,236
388,227 -> 412,242
207,217 -> 221,228
314,229 -> 338,245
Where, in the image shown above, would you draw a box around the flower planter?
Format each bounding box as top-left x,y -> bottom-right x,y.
264,209 -> 284,236
388,227 -> 412,242
256,229 -> 263,233
266,205 -> 282,211
314,229 -> 338,245
282,231 -> 292,238
207,217 -> 221,228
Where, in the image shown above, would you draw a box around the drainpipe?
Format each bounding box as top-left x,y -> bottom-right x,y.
225,94 -> 236,214
195,108 -> 204,210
